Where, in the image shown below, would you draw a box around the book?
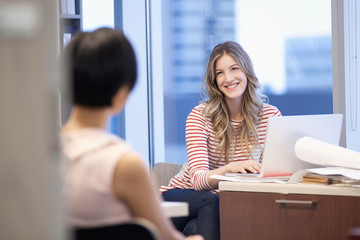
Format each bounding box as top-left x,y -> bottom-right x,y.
67,0 -> 75,15
302,172 -> 349,185
63,33 -> 72,47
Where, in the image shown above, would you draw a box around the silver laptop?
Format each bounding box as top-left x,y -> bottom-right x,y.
226,114 -> 343,178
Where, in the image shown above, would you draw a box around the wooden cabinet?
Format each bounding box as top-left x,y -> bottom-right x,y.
219,183 -> 360,240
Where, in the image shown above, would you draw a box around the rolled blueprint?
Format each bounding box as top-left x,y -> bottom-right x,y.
295,136 -> 360,169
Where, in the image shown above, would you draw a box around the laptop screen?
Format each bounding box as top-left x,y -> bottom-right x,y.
260,114 -> 343,177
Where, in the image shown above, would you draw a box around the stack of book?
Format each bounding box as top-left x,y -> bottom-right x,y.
302,172 -> 360,186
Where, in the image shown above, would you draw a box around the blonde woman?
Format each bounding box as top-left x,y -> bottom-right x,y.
160,41 -> 281,240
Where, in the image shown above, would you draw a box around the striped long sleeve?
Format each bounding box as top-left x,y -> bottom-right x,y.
160,103 -> 282,193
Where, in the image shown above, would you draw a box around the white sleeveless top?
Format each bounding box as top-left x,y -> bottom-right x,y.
61,128 -> 133,227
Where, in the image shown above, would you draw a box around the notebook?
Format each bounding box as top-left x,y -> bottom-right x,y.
225,113 -> 343,179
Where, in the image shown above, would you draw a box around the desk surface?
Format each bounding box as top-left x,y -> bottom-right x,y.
219,181 -> 360,197
161,201 -> 188,218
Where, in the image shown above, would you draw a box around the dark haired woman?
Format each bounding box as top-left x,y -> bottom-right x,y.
61,27 -> 203,240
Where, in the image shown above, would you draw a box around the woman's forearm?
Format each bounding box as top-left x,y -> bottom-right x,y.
206,165 -> 230,189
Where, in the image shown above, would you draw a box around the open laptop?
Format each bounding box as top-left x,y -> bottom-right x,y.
226,114 -> 343,178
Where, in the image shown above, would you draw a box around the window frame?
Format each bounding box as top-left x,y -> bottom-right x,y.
332,0 -> 360,151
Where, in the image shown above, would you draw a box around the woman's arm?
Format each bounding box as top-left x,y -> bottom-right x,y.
207,105 -> 283,188
186,107 -> 261,190
112,152 -> 202,240
206,160 -> 261,188
112,152 -> 183,240
185,108 -> 214,191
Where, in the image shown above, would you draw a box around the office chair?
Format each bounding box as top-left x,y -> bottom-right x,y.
151,162 -> 182,191
73,218 -> 160,240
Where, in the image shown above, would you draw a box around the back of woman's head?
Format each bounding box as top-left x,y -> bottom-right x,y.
65,27 -> 137,107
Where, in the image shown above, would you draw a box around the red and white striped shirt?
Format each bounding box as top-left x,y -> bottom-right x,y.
160,103 -> 281,193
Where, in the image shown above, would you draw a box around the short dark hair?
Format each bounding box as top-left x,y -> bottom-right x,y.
65,27 -> 137,107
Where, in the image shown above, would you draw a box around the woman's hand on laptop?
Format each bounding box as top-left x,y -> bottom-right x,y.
207,160 -> 262,188
226,160 -> 261,174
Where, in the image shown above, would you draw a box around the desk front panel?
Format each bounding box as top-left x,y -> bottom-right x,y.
220,191 -> 360,240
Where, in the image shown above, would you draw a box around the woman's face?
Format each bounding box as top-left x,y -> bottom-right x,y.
215,53 -> 247,103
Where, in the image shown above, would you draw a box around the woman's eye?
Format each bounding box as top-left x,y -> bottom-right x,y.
232,67 -> 239,71
216,72 -> 222,76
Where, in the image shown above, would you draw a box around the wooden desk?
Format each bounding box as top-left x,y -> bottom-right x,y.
219,182 -> 360,240
161,201 -> 188,218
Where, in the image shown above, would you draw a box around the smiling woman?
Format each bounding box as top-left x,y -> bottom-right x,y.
202,41 -> 273,164
160,41 -> 281,240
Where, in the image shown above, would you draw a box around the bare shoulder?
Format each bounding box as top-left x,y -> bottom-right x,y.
114,151 -> 149,181
112,151 -> 151,200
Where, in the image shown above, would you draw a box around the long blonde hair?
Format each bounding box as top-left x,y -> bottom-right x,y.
202,41 -> 266,163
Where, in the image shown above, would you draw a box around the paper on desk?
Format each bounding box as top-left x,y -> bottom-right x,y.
295,137 -> 360,169
210,174 -> 288,183
307,167 -> 360,180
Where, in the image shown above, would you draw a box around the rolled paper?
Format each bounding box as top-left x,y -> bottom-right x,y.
295,136 -> 360,169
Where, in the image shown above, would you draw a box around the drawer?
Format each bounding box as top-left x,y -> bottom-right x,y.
220,191 -> 360,240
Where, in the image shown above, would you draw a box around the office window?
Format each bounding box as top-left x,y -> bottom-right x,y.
237,0 -> 332,116
78,0 -> 358,166
81,0 -> 130,139
82,0 -> 114,31
155,0 -> 333,165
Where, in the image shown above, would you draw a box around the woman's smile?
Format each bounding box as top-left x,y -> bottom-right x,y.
225,82 -> 239,89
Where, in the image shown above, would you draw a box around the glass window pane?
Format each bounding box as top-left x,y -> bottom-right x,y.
236,0 -> 332,115
82,0 -> 114,31
158,0 -> 332,164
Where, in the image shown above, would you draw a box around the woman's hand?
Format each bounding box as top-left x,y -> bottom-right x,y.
207,160 -> 262,188
226,160 -> 261,174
